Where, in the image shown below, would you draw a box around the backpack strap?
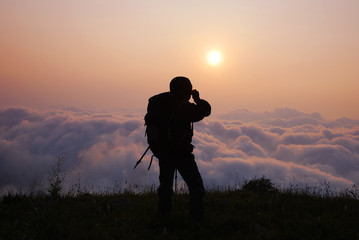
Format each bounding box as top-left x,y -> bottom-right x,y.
133,146 -> 150,169
133,146 -> 156,171
147,155 -> 155,170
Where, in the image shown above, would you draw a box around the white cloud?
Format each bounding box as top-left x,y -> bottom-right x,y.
1,106 -> 359,193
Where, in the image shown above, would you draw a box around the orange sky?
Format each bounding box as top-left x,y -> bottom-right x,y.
1,0 -> 359,119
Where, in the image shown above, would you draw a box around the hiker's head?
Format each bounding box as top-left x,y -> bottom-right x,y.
170,76 -> 192,101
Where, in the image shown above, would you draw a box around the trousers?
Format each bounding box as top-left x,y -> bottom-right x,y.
157,152 -> 205,221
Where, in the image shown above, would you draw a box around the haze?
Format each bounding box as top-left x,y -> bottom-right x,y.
1,0 -> 359,118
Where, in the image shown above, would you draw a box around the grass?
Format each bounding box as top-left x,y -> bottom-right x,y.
1,179 -> 359,240
1,159 -> 358,239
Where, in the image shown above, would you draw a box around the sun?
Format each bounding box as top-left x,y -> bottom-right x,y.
207,50 -> 222,66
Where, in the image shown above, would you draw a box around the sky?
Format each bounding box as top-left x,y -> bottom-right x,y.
1,1 -> 359,193
1,0 -> 359,118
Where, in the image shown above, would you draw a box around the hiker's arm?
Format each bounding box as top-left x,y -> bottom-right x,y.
186,90 -> 211,122
192,99 -> 211,121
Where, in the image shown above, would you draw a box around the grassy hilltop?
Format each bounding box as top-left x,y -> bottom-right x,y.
1,177 -> 359,240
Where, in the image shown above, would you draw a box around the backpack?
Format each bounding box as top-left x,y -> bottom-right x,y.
134,93 -> 175,170
134,92 -> 195,170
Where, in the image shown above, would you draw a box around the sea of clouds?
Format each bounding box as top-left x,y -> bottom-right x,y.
1,106 -> 359,194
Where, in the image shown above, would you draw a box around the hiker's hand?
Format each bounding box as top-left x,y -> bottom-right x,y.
191,89 -> 200,102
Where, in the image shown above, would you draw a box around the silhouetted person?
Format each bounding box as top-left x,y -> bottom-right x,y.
145,76 -> 211,225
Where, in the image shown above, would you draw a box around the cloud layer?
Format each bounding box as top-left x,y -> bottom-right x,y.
1,106 -> 358,193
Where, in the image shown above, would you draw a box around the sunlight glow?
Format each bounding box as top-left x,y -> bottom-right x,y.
207,50 -> 222,66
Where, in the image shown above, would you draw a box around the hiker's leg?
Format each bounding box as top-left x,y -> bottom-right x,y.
158,157 -> 176,216
177,153 -> 205,222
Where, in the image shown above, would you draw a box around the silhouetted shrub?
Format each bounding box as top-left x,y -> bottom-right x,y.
47,156 -> 65,198
242,176 -> 277,192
